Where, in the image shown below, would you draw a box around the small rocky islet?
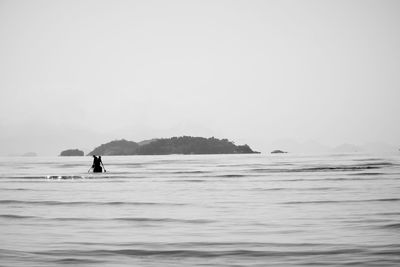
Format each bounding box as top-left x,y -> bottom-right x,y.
59,149 -> 85,156
271,150 -> 287,154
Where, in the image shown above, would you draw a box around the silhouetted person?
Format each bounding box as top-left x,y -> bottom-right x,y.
90,155 -> 106,173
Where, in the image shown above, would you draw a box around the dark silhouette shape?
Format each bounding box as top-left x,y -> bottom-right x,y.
87,136 -> 259,156
271,150 -> 287,154
87,139 -> 139,156
137,136 -> 259,155
89,155 -> 106,173
60,149 -> 84,156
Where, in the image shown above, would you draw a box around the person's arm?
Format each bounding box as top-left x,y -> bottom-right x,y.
100,160 -> 106,172
88,160 -> 95,172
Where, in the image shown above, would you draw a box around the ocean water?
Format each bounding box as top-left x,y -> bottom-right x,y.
0,153 -> 399,266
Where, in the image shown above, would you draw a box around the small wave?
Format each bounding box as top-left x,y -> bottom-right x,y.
59,164 -> 86,168
252,187 -> 286,191
0,200 -> 186,206
0,188 -> 30,191
115,217 -> 214,224
170,170 -> 209,174
46,175 -> 87,180
349,172 -> 384,176
0,214 -> 37,219
1,176 -> 45,180
0,175 -> 88,180
34,248 -> 367,258
375,212 -> 400,216
216,174 -> 246,178
369,198 -> 400,202
302,187 -> 343,191
353,158 -> 384,162
358,162 -> 394,167
112,163 -> 143,166
5,175 -> 131,180
170,179 -> 206,183
0,214 -> 213,224
269,177 -> 391,182
216,163 -> 270,167
253,187 -> 343,192
65,241 -> 329,248
282,198 -> 400,205
380,223 -> 400,229
251,165 -> 383,174
53,258 -> 104,264
47,217 -> 213,224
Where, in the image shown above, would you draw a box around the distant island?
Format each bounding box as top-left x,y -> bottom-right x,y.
88,140 -> 139,156
271,150 -> 287,154
88,136 -> 259,156
60,149 -> 84,156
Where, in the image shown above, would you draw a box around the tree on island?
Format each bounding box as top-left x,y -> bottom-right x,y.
137,136 -> 256,155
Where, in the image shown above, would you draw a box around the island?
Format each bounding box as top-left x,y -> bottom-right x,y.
59,149 -> 84,156
271,150 -> 287,154
88,139 -> 139,156
88,136 -> 259,156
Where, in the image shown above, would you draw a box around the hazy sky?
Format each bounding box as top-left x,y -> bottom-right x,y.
1,0 -> 399,155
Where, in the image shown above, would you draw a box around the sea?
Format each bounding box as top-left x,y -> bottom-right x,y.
0,153 -> 399,267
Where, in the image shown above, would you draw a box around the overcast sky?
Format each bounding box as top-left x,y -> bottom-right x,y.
1,0 -> 399,155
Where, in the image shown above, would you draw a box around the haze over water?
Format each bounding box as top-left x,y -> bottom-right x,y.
1,0 -> 400,155
1,153 -> 399,266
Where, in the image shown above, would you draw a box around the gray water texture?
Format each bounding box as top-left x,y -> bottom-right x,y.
0,153 -> 399,266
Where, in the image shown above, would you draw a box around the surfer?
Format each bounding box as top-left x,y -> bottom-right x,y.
89,155 -> 106,173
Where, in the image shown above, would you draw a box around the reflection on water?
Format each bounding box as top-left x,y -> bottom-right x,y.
0,154 -> 399,266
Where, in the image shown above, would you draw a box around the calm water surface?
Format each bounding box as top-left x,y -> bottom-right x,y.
0,154 -> 399,266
